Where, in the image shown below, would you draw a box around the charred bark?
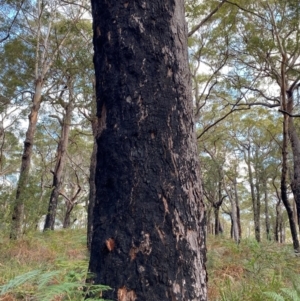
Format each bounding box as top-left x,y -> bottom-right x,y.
87,117 -> 98,250
88,0 -> 207,300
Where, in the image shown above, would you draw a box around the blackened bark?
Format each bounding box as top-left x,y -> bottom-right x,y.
89,0 -> 207,300
87,117 -> 98,250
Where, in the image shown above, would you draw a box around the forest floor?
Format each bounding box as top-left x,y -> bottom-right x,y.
0,229 -> 299,301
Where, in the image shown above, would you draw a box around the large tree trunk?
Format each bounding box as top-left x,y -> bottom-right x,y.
44,90 -> 73,231
10,78 -> 43,239
88,0 -> 207,300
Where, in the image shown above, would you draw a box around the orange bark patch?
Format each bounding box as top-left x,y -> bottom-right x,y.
105,238 -> 115,252
129,247 -> 138,261
118,286 -> 137,301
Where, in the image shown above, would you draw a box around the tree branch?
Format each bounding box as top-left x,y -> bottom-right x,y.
188,0 -> 227,37
0,0 -> 25,43
197,107 -> 249,140
278,109 -> 300,118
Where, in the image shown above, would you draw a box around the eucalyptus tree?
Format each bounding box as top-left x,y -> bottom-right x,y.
187,0 -> 300,249
0,0 -> 25,43
43,15 -> 93,230
199,129 -> 227,236
88,0 -> 207,300
221,0 -> 300,251
6,0 -> 90,239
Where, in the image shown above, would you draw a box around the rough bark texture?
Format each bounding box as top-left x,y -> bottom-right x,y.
279,69 -> 300,251
89,0 -> 207,300
287,92 -> 300,231
87,117 -> 98,251
281,111 -> 300,251
10,78 -> 43,239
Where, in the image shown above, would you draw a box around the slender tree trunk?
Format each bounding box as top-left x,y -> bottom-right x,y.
214,206 -> 220,235
44,91 -> 73,230
10,78 -> 43,239
88,0 -> 207,300
254,161 -> 261,242
245,146 -> 260,242
63,206 -> 72,229
234,179 -> 242,240
231,179 -> 240,243
224,182 -> 239,243
263,180 -> 271,240
214,177 -> 224,236
274,199 -> 281,242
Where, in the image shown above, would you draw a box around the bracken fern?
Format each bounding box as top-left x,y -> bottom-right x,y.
0,268 -> 110,301
264,285 -> 300,301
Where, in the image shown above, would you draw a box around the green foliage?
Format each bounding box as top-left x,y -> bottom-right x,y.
0,229 -> 110,301
264,286 -> 300,301
207,236 -> 300,301
0,267 -> 110,301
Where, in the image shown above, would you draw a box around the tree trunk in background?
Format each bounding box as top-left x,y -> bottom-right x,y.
234,179 -> 242,240
88,0 -> 207,300
10,78 -> 43,239
245,146 -> 260,242
263,180 -> 271,240
274,199 -> 281,242
214,178 -> 225,236
44,87 -> 73,231
254,156 -> 261,242
87,117 -> 98,251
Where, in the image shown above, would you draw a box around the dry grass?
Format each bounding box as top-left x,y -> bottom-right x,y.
1,229 -> 300,301
206,235 -> 300,301
0,228 -> 88,289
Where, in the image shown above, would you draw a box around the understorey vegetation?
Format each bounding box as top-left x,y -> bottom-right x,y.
1,0 -> 300,300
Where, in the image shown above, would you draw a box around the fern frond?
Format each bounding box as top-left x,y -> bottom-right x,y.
263,291 -> 285,301
36,282 -> 79,301
0,269 -> 40,295
37,270 -> 60,290
281,288 -> 300,301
